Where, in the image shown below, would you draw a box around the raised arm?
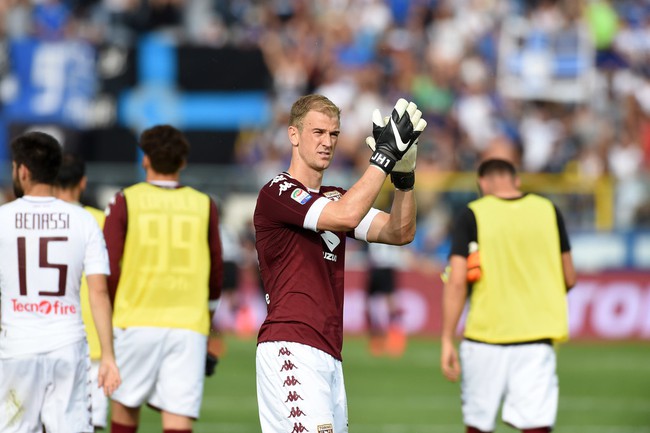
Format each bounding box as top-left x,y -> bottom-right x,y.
318,99 -> 426,235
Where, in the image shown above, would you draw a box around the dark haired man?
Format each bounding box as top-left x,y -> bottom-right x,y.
104,124 -> 223,433
55,152 -> 111,430
0,132 -> 120,432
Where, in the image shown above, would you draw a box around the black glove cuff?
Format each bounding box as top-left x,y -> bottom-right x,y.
391,171 -> 415,191
369,150 -> 396,174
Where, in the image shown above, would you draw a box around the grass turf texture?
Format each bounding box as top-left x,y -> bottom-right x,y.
133,335 -> 650,432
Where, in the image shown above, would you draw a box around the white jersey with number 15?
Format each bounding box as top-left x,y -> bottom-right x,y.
0,196 -> 109,358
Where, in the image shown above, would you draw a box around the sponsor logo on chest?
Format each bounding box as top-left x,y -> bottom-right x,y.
323,252 -> 337,262
11,299 -> 77,315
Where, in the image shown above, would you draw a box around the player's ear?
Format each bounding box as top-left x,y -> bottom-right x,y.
80,175 -> 88,192
18,163 -> 30,181
142,154 -> 150,170
288,125 -> 299,147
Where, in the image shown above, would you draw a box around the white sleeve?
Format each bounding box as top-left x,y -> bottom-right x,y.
303,197 -> 330,232
354,208 -> 381,242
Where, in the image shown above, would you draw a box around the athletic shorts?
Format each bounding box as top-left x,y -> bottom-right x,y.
0,340 -> 92,433
367,268 -> 396,295
111,327 -> 207,419
222,261 -> 240,292
257,341 -> 348,433
89,360 -> 109,429
460,339 -> 558,431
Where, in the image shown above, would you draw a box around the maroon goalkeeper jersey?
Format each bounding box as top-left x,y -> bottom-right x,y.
254,172 -> 351,360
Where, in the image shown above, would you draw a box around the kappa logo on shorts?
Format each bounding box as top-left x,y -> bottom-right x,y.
283,375 -> 301,386
278,347 -> 293,356
280,360 -> 298,371
285,391 -> 304,402
317,424 -> 334,433
291,422 -> 309,433
291,188 -> 312,204
288,406 -> 306,418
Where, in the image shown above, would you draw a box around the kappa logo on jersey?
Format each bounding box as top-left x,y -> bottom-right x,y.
269,174 -> 296,196
280,360 -> 298,371
285,391 -> 304,402
291,188 -> 312,205
11,299 -> 77,315
288,406 -> 306,418
270,174 -> 287,185
292,422 -> 309,433
283,375 -> 301,387
278,181 -> 296,196
323,190 -> 342,201
317,424 -> 334,433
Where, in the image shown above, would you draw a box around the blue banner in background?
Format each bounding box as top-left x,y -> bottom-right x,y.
3,38 -> 97,127
118,33 -> 271,132
0,38 -> 97,161
0,32 -> 272,165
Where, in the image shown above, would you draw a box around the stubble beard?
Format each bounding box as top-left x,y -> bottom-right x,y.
12,174 -> 24,198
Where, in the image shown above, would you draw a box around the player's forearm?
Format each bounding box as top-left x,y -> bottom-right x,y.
87,274 -> 116,360
320,166 -> 387,231
377,189 -> 416,245
441,282 -> 466,343
441,260 -> 468,343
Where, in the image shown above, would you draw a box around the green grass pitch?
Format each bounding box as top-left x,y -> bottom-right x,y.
133,335 -> 650,432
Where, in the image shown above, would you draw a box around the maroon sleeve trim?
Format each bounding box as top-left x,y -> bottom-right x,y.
103,191 -> 127,305
208,198 -> 223,302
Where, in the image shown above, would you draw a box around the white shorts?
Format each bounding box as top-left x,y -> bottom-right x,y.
460,340 -> 558,431
256,341 -> 348,433
89,360 -> 109,428
111,327 -> 207,419
0,340 -> 92,433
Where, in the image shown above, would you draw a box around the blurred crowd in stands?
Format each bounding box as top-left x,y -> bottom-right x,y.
1,0 -> 650,231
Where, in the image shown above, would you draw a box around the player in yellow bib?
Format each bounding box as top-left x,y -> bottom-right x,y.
54,152 -> 109,431
441,159 -> 577,433
104,125 -> 223,433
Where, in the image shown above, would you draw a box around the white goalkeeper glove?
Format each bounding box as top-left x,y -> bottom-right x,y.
366,100 -> 426,190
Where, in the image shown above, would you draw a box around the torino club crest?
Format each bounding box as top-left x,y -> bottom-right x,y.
317,424 -> 333,433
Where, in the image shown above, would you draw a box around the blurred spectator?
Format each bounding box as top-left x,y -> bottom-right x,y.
519,101 -> 565,172
365,239 -> 407,358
